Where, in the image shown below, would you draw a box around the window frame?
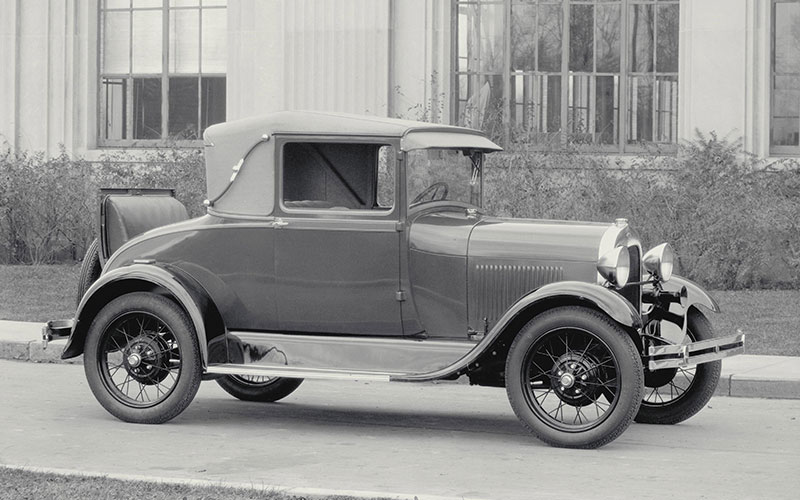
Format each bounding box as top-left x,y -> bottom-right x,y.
97,0 -> 226,148
770,0 -> 800,156
275,136 -> 401,220
450,0 -> 680,154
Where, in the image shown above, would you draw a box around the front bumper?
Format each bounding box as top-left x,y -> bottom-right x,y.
646,332 -> 745,371
41,319 -> 74,349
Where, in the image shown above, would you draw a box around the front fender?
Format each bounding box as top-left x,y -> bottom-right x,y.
62,263 -> 224,367
663,275 -> 720,313
394,281 -> 641,382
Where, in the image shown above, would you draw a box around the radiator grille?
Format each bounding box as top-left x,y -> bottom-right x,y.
471,264 -> 564,326
619,246 -> 642,311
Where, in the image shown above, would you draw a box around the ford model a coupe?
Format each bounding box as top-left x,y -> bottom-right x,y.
45,112 -> 744,448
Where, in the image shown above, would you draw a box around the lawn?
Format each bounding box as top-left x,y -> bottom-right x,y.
0,467 -> 385,500
0,264 -> 797,356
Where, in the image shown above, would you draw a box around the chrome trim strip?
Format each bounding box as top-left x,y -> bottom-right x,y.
647,333 -> 745,370
206,364 -> 392,381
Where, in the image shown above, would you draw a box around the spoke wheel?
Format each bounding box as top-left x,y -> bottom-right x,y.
84,292 -> 201,424
506,306 -> 643,449
216,374 -> 303,402
635,308 -> 721,425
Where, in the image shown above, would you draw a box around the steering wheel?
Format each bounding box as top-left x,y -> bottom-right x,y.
410,182 -> 449,206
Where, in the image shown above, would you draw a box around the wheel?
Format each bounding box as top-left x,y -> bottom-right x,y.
505,306 -> 643,449
84,292 -> 202,424
76,238 -> 102,307
635,308 -> 721,425
216,375 -> 303,402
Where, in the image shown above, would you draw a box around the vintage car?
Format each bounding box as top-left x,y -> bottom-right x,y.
44,111 -> 745,449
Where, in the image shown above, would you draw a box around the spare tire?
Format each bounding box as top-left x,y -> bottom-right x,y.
76,238 -> 102,307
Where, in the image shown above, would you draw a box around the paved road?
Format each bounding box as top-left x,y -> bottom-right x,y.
1,360 -> 799,500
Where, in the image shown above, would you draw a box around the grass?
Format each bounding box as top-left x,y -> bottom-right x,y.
0,264 -> 797,356
0,467 -> 385,500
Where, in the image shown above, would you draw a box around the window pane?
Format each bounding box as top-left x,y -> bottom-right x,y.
133,77 -> 162,139
538,3 -> 563,72
105,0 -> 132,9
570,3 -> 593,72
133,0 -> 162,8
103,11 -> 130,74
201,76 -> 226,132
170,8 -> 199,73
132,9 -> 163,73
168,77 -> 199,139
772,75 -> 800,146
376,145 -> 395,209
657,4 -> 679,72
568,74 -> 591,142
630,4 -> 654,73
457,73 -> 505,139
654,75 -> 678,143
170,0 -> 200,6
202,7 -> 227,72
596,75 -> 618,145
628,75 -> 653,143
510,73 -> 561,145
596,3 -> 621,73
102,78 -> 128,140
775,2 -> 800,74
481,3 -> 505,72
511,3 -> 536,71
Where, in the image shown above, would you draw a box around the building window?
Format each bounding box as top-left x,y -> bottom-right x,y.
772,0 -> 800,155
453,0 -> 679,152
99,0 -> 227,146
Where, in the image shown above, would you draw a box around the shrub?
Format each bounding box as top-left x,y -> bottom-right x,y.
484,132 -> 800,289
0,146 -> 205,264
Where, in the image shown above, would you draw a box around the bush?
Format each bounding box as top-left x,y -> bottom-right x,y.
484,132 -> 800,289
0,147 -> 205,264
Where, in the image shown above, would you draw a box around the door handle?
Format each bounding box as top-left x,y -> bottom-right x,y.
272,218 -> 288,228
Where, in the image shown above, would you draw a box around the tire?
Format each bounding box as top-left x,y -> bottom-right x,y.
635,308 -> 721,425
84,292 -> 202,424
505,306 -> 643,449
216,375 -> 303,402
76,238 -> 102,307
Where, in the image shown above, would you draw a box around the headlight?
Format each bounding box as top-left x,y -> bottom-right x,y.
643,243 -> 674,282
597,246 -> 630,288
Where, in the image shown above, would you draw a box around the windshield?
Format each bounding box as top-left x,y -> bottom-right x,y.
406,149 -> 483,208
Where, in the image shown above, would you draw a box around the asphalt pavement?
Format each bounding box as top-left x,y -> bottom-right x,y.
1,360 -> 799,500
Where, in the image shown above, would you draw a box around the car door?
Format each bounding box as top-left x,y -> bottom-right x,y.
273,138 -> 403,336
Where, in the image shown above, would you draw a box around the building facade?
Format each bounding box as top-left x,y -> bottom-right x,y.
0,0 -> 798,159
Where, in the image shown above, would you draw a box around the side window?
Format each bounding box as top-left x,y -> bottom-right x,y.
282,142 -> 395,211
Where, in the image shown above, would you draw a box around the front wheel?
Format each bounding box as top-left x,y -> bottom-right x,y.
216,375 -> 303,402
84,292 -> 202,424
505,306 -> 643,449
635,308 -> 721,425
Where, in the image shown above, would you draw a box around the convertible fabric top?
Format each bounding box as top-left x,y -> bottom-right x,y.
202,111 -> 502,217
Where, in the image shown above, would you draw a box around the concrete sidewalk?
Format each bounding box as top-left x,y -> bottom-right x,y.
1,319 -> 798,399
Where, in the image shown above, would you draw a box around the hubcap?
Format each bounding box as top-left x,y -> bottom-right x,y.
127,352 -> 142,368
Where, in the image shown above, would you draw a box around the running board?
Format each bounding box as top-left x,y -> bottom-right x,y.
206,364 -> 396,381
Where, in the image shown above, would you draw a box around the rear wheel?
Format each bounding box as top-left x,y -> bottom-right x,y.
505,306 -> 643,449
84,292 -> 201,423
635,308 -> 721,425
216,375 -> 303,402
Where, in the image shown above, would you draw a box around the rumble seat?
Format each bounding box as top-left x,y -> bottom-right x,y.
103,193 -> 189,256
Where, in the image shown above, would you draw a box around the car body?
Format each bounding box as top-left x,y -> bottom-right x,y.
45,111 -> 745,448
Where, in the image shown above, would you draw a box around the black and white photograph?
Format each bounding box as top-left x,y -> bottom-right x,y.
0,1 -> 798,499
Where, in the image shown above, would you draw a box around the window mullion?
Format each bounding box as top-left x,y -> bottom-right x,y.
619,0 -> 629,153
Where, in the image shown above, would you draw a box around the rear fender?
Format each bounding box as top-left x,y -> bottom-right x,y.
62,263 -> 226,367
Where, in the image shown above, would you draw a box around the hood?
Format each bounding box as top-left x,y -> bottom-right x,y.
466,216 -> 641,329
